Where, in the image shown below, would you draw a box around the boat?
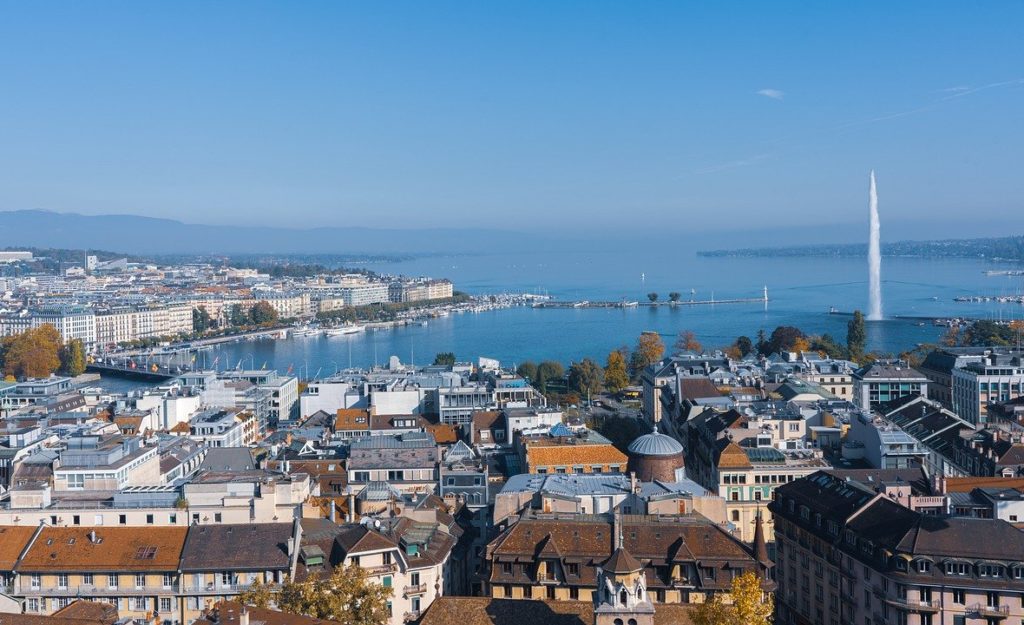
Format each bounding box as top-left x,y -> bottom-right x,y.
325,325 -> 364,337
292,326 -> 322,338
420,320 -> 428,327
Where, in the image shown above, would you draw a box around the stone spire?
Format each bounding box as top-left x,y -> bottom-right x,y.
753,511 -> 770,566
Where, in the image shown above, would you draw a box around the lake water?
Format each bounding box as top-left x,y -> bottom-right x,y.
181,252 -> 1024,379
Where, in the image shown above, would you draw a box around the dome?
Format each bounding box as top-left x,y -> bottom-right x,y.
627,432 -> 683,457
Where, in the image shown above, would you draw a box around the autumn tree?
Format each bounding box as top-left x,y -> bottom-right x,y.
647,292 -> 658,302
673,330 -> 702,354
2,325 -> 62,379
630,331 -> 665,377
847,310 -> 867,362
759,326 -> 805,356
810,333 -> 846,359
236,577 -> 274,609
516,361 -> 538,382
432,352 -> 456,366
568,358 -> 604,397
692,571 -> 773,625
59,338 -> 87,376
277,564 -> 392,624
250,301 -> 279,325
603,349 -> 630,393
792,336 -> 811,354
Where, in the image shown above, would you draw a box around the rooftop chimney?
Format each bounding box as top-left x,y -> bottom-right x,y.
239,606 -> 250,625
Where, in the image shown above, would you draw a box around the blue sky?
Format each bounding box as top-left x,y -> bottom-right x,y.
1,2 -> 1022,238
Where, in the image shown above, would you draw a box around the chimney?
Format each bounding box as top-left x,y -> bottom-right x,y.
629,472 -> 637,495
239,606 -> 250,625
286,537 -> 295,557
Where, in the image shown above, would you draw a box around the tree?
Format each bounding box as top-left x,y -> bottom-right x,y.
755,329 -> 767,356
229,303 -> 251,327
603,349 -> 630,393
599,415 -> 651,452
535,360 -> 565,394
673,330 -> 702,354
647,292 -> 658,302
277,564 -> 392,624
250,301 -> 279,326
516,361 -> 538,382
59,338 -> 86,376
692,571 -> 773,625
761,325 -> 805,356
810,333 -> 846,359
568,358 -> 604,397
630,332 -> 665,376
792,336 -> 811,354
192,306 -> 213,333
847,310 -> 867,362
668,292 -> 681,302
2,325 -> 62,379
963,320 -> 1017,347
940,325 -> 961,347
432,352 -> 456,366
735,336 -> 753,357
237,577 -> 274,609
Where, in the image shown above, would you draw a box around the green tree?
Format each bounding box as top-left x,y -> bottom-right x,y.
603,349 -> 630,393
3,325 -> 62,379
668,291 -> 681,302
755,329 -> 767,356
963,320 -> 1016,346
647,292 -> 659,302
250,301 -> 279,326
535,360 -> 565,394
516,361 -> 538,382
847,310 -> 867,362
761,325 -> 805,355
692,571 -> 773,625
599,415 -> 651,452
277,564 -> 392,624
59,338 -> 87,376
735,336 -> 753,357
432,352 -> 456,366
192,306 -> 213,333
229,304 -> 251,327
568,358 -> 604,397
237,577 -> 274,609
810,333 -> 847,359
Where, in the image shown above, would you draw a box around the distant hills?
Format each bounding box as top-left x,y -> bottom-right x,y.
0,209 -> 530,255
698,236 -> 1024,261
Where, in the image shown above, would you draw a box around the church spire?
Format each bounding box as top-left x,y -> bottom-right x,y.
753,510 -> 770,566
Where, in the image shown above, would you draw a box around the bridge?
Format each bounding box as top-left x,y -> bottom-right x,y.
86,358 -> 194,381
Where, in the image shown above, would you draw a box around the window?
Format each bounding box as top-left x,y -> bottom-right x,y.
353,471 -> 370,481
163,573 -> 174,588
169,513 -> 177,524
30,574 -> 41,589
135,573 -> 145,589
159,597 -> 171,614
118,514 -> 127,525
108,574 -> 118,589
83,573 -> 93,586
221,572 -> 234,586
133,597 -> 147,611
388,470 -> 404,481
567,563 -> 579,576
382,576 -> 392,588
72,515 -> 80,525
952,589 -> 965,604
382,552 -> 392,565
215,513 -> 223,523
501,562 -> 513,575
732,510 -> 740,522
917,560 -> 931,573
146,514 -> 154,525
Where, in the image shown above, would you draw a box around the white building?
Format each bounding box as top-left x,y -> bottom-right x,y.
951,352 -> 1024,426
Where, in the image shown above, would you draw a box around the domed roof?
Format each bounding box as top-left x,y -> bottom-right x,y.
627,432 -> 683,457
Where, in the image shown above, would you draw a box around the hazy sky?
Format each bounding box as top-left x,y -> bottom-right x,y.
1,2 -> 1022,236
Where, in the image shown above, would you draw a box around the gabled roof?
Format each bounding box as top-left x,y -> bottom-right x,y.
333,524 -> 398,557
603,547 -> 641,573
0,526 -> 38,571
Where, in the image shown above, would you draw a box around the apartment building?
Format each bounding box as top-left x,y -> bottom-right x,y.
517,428 -> 628,476
13,525 -> 188,622
485,511 -> 772,604
951,352 -> 1024,426
853,361 -> 929,410
347,432 -> 439,492
770,471 -> 1024,625
296,515 -> 456,625
53,432 -> 161,492
0,307 -> 96,348
178,522 -> 299,622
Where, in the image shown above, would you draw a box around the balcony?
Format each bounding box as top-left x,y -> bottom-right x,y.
884,597 -> 939,612
366,564 -> 398,575
19,584 -> 179,597
403,583 -> 427,596
536,574 -> 559,585
968,604 -> 1010,619
404,610 -> 421,622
